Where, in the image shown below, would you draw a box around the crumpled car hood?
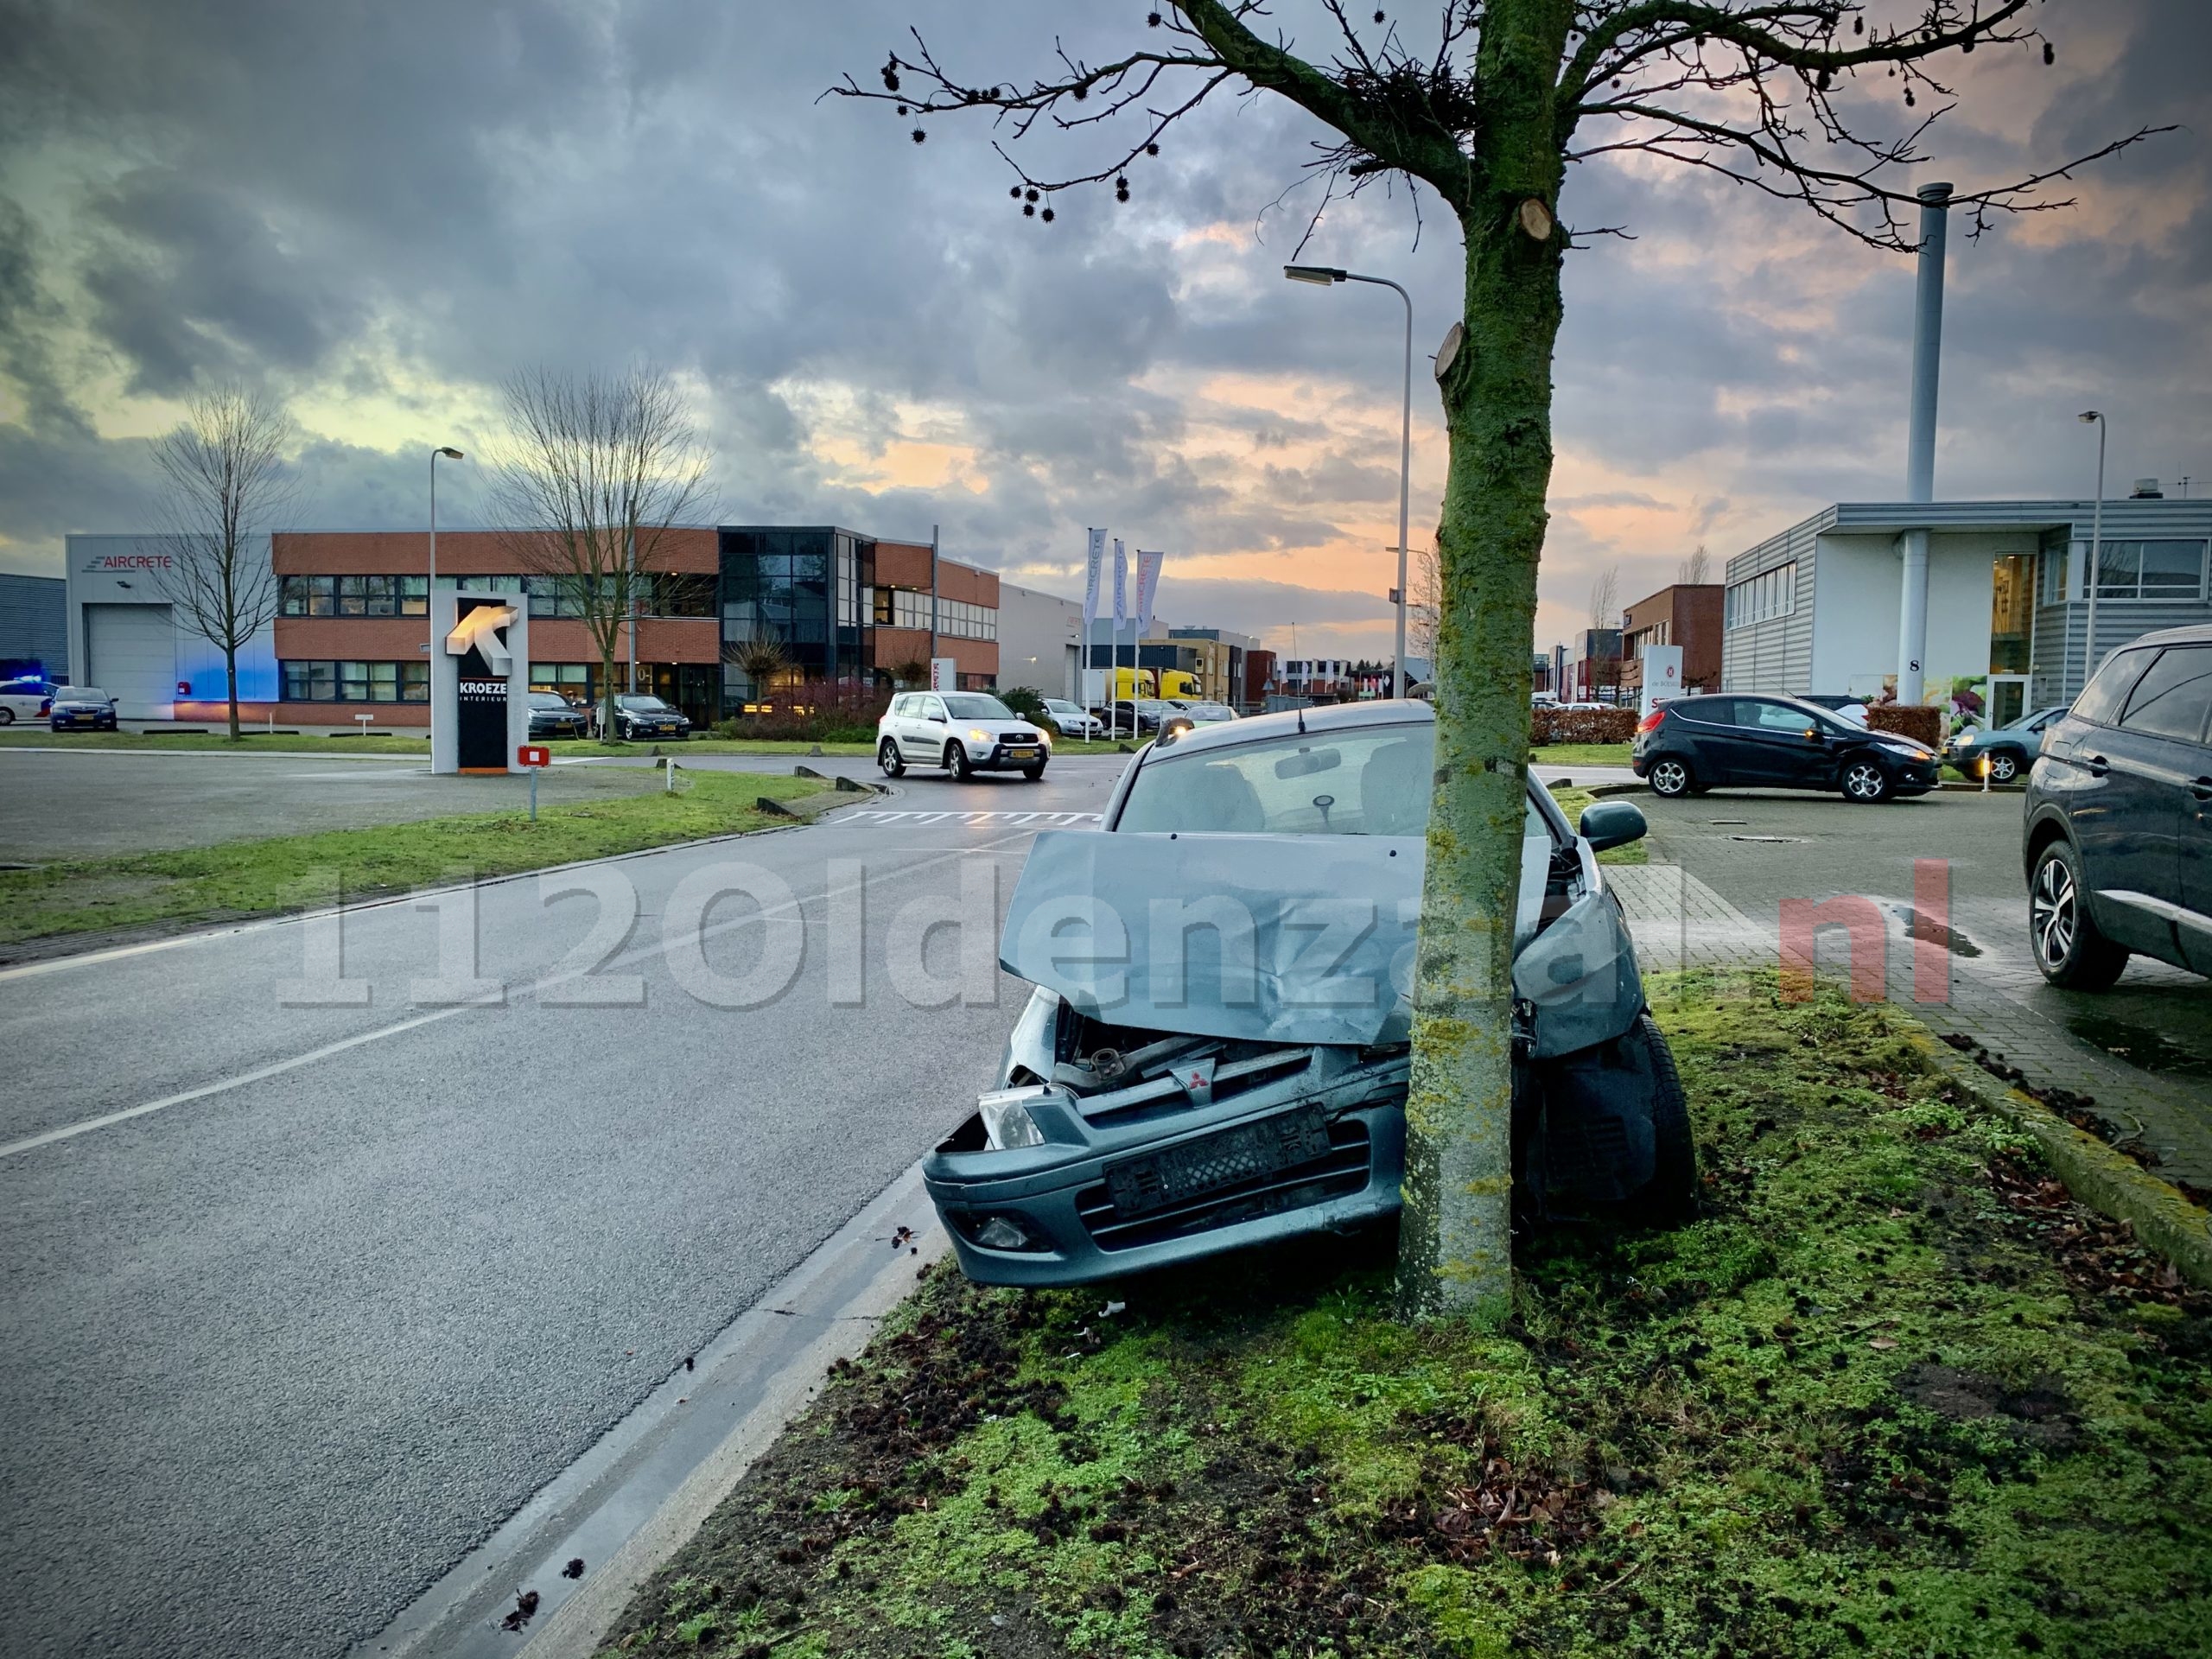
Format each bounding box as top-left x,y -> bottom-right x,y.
998,830 -> 1424,1048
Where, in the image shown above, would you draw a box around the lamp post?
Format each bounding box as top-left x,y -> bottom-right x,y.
1286,264 -> 1413,697
428,446 -> 464,753
2078,411 -> 2106,697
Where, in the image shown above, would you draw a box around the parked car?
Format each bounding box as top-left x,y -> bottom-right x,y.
1945,705 -> 2068,784
527,692 -> 589,740
2023,626 -> 2212,989
877,690 -> 1050,780
1096,697 -> 1166,738
923,699 -> 1691,1287
48,687 -> 118,732
1041,698 -> 1103,740
598,694 -> 690,741
1630,692 -> 1940,803
0,677 -> 57,726
1160,702 -> 1237,737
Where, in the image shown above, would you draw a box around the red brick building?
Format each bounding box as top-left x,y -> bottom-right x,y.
264,524 -> 1001,728
1620,582 -> 1723,697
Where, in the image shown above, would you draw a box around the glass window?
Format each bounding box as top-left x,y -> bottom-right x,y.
2118,647 -> 2212,743
942,694 -> 1014,721
1116,721 -> 1437,836
2142,541 -> 2206,597
400,575 -> 428,616
1738,699 -> 1818,733
399,660 -> 428,702
1676,696 -> 1737,727
2073,647 -> 2154,727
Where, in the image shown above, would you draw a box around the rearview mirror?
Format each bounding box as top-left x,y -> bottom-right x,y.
1274,747 -> 1342,779
1578,799 -> 1648,853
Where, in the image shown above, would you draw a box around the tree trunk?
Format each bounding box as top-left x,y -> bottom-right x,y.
225,642 -> 241,741
601,643 -> 621,743
1396,3 -> 1571,1319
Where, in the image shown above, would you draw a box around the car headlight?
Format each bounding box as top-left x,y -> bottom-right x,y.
1956,731 -> 1976,746
1877,741 -> 1924,759
978,1085 -> 1047,1150
968,728 -> 989,742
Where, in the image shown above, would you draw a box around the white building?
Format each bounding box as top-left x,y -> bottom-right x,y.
63,532 -> 280,719
1721,490 -> 2212,726
995,580 -> 1084,700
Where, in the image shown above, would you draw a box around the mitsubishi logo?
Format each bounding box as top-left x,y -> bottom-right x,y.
447,603 -> 518,675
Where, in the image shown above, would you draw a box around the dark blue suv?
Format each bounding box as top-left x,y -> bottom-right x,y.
2024,624 -> 2212,988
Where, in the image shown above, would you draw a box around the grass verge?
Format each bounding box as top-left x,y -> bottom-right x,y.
0,730 -> 880,759
0,769 -> 826,946
598,977 -> 2209,1659
1531,742 -> 1633,770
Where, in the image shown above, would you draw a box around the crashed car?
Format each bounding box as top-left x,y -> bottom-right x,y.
925,699 -> 1692,1287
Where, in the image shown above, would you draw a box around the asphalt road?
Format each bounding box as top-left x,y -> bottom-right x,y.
0,754 -> 1127,1659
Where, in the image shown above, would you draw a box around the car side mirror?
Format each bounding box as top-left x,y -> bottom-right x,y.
1806,728 -> 1824,742
1578,799 -> 1647,853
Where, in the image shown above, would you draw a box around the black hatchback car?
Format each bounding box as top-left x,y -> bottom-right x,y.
2023,624 -> 2212,989
1631,692 -> 1940,803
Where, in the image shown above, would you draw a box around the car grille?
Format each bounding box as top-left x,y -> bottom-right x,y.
1076,1116 -> 1371,1252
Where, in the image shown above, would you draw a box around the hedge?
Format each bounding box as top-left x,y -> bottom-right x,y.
1532,705 -> 1641,744
1867,704 -> 1942,748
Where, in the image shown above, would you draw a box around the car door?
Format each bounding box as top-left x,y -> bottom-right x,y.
912,694 -> 950,759
1666,696 -> 1741,783
2082,645 -> 2212,960
1728,698 -> 1826,786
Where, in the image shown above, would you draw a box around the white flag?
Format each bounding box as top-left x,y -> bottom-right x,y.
1081,528 -> 1105,626
1112,539 -> 1128,626
1134,550 -> 1164,636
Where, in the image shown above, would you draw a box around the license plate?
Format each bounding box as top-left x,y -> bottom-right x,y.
1006,747 -> 1037,760
1104,1106 -> 1332,1217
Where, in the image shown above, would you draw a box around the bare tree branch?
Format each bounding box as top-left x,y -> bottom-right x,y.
149,385 -> 297,740
486,365 -> 716,741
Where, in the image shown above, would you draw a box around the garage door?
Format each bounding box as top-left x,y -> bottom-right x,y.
86,604 -> 176,719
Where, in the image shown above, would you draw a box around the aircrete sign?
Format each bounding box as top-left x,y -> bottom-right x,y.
80,552 -> 175,572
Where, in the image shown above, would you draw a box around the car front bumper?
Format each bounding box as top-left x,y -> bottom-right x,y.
50,714 -> 115,729
924,1049 -> 1410,1287
965,741 -> 1047,771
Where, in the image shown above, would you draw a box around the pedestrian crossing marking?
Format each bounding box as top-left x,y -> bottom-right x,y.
840,810 -> 1101,825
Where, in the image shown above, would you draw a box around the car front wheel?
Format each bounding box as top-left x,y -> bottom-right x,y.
2030,839 -> 2129,990
1986,749 -> 2021,784
0,707 -> 12,725
1630,1012 -> 1696,1223
877,738 -> 906,778
1840,759 -> 1892,803
1648,757 -> 1694,798
1021,763 -> 1046,782
946,743 -> 974,779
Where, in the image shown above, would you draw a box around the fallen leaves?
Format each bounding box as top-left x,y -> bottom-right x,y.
499,1589 -> 540,1631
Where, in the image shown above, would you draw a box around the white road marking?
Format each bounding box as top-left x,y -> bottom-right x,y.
842,809 -> 1098,825
1,828 -> 1041,1160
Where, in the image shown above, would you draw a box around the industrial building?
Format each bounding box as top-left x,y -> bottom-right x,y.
1719,487 -> 2211,725
0,572 -> 68,683
60,524 -> 1007,724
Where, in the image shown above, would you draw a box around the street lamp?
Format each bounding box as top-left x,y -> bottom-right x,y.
1285,264 -> 1414,698
429,446 -> 464,753
2077,412 -> 2106,696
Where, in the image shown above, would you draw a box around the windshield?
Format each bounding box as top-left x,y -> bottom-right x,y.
55,688 -> 105,701
619,696 -> 671,711
1116,721 -> 1438,836
531,693 -> 571,709
942,694 -> 1014,721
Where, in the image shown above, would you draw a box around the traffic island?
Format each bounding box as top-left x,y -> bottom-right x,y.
594,976 -> 2211,1659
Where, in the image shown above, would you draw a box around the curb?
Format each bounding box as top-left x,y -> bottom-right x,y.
757,788 -> 849,820
1911,1026 -> 2212,1289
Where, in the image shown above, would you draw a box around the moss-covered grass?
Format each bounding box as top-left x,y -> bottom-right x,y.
0,729 -> 880,758
0,770 -> 826,945
599,979 -> 2210,1659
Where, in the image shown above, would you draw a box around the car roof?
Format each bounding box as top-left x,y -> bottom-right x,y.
2109,622 -> 2212,652
1147,696 -> 1433,761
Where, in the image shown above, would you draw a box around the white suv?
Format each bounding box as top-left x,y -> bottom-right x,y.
878,690 -> 1051,781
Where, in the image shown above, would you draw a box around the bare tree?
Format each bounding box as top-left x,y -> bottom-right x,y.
149,386 -> 296,740
837,3 -> 2161,1318
488,365 -> 715,742
1587,563 -> 1622,632
1679,543 -> 1713,585
1408,539 -> 1442,667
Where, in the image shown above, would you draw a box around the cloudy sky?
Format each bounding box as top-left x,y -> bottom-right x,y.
1,0 -> 2205,658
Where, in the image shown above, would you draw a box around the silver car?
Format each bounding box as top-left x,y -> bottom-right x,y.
923,700 -> 1692,1287
1946,705 -> 2068,784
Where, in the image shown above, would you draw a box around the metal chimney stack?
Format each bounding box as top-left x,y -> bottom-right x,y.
1895,181 -> 1952,707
